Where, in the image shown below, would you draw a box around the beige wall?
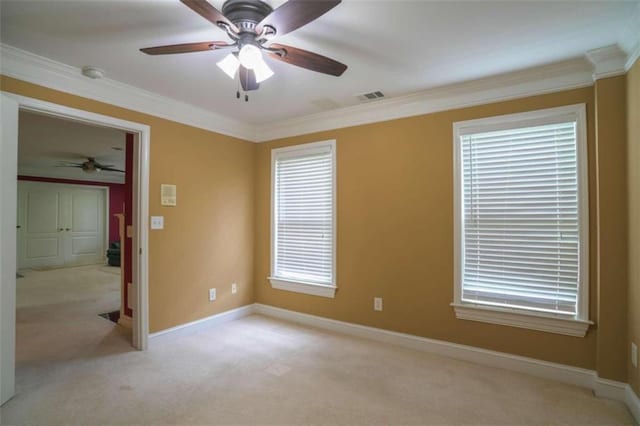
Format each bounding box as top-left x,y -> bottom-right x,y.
2,71 -> 632,382
255,87 -> 601,370
594,75 -> 628,382
1,76 -> 256,333
628,60 -> 640,395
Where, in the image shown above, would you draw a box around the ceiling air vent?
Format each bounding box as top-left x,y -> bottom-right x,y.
357,91 -> 385,103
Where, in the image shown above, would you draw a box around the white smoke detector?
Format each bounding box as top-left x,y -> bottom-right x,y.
81,66 -> 105,79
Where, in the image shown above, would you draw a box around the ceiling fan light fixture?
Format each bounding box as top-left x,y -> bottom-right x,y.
254,58 -> 274,83
217,53 -> 240,79
143,0 -> 348,95
238,44 -> 262,69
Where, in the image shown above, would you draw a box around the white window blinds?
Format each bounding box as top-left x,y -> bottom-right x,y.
273,142 -> 335,287
460,120 -> 582,316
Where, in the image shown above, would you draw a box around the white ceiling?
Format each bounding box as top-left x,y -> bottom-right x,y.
18,111 -> 127,183
1,1 -> 639,125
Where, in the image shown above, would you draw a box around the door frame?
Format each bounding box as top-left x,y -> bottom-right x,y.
17,181 -> 110,269
0,92 -> 150,405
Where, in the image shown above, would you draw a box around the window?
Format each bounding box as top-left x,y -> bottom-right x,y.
452,105 -> 591,337
269,140 -> 336,298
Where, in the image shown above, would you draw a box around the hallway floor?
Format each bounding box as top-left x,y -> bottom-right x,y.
0,274 -> 634,426
7,264 -> 131,417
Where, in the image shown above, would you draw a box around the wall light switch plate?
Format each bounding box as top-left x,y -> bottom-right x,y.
209,288 -> 216,302
231,283 -> 237,294
374,297 -> 383,311
150,216 -> 164,230
632,342 -> 638,368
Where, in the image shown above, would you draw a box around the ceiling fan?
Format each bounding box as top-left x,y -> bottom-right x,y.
56,157 -> 124,174
140,0 -> 348,96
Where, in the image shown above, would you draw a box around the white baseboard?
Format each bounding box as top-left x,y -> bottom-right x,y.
627,385 -> 640,425
254,304 -> 595,387
117,314 -> 132,329
594,377 -> 628,400
254,303 -> 639,423
146,302 -> 638,423
148,304 -> 254,342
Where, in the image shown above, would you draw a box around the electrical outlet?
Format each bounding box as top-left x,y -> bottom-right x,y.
632,342 -> 638,368
209,288 -> 216,302
374,297 -> 383,311
231,283 -> 237,294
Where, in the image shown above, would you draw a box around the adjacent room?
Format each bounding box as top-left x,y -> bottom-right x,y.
0,0 -> 639,424
14,111 -> 135,384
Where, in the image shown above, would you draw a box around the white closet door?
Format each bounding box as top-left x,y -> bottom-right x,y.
17,182 -> 106,269
65,188 -> 105,266
18,183 -> 65,269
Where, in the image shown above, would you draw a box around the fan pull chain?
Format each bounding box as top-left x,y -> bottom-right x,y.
235,79 -> 248,102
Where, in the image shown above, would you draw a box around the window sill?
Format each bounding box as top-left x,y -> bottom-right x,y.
269,277 -> 336,298
451,303 -> 592,337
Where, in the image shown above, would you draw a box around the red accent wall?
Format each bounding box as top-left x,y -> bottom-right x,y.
124,133 -> 134,317
17,175 -> 125,243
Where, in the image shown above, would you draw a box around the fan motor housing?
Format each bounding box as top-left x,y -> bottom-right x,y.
222,0 -> 273,32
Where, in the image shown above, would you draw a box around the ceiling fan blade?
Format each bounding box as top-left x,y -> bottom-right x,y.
140,41 -> 232,55
55,164 -> 84,168
94,163 -> 115,169
256,0 -> 341,37
266,43 -> 347,76
239,66 -> 259,91
180,0 -> 238,33
101,167 -> 125,173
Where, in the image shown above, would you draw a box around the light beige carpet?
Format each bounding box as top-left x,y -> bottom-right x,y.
0,266 -> 634,425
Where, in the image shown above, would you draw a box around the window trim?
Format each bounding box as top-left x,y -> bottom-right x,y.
269,140 -> 337,298
452,104 -> 592,337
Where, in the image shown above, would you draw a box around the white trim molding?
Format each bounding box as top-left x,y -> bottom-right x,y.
594,376 -> 628,401
626,41 -> 640,72
269,278 -> 337,298
451,304 -> 592,337
253,303 -> 638,423
627,385 -> 640,424
1,92 -> 151,352
270,140 -> 337,298
451,104 -> 591,337
254,303 -> 595,387
0,43 -> 594,143
149,304 -> 254,342
0,94 -> 19,406
255,58 -> 594,142
0,43 -> 254,141
586,45 -> 629,80
2,41 -> 638,143
142,302 -> 639,424
621,2 -> 640,72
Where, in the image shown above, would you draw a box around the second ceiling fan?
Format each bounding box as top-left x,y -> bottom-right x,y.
141,0 -> 348,93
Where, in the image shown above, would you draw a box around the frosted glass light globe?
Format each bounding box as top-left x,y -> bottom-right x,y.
238,44 -> 262,69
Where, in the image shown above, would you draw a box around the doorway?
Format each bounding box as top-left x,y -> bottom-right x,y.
0,93 -> 150,406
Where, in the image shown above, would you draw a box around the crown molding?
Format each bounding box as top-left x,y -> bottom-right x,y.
621,2 -> 640,71
0,43 -> 256,141
586,45 -> 628,80
3,41 -> 637,144
626,41 -> 640,72
252,57 -> 594,142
